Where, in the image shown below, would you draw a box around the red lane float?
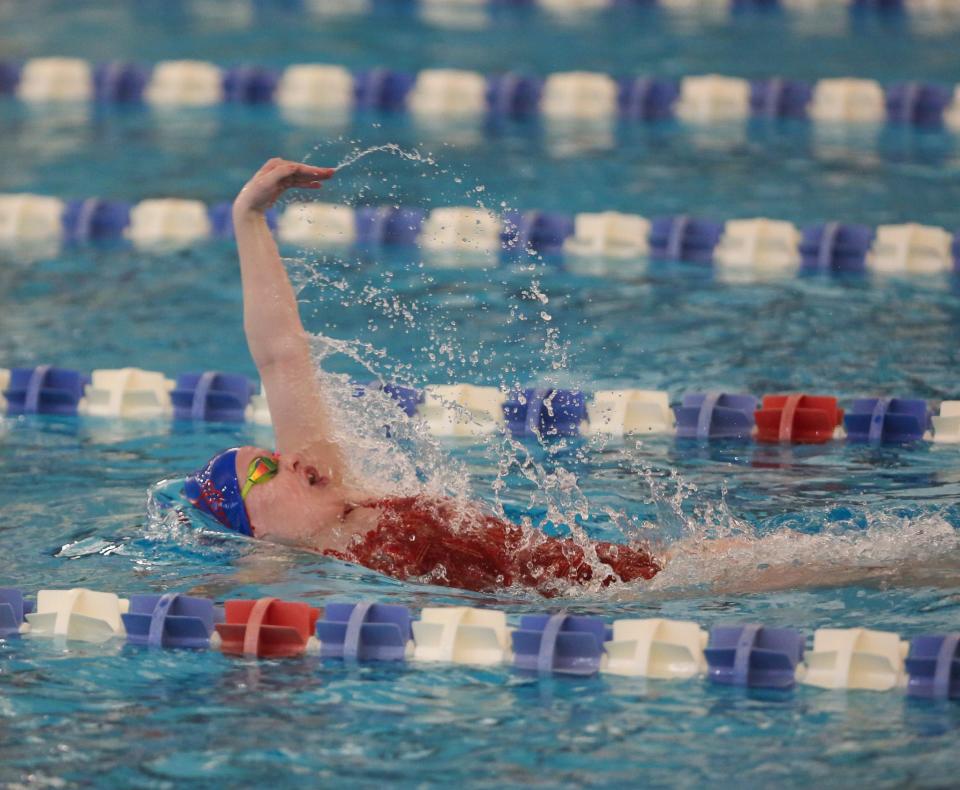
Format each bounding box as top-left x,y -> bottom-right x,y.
215,597 -> 320,658
755,394 -> 843,444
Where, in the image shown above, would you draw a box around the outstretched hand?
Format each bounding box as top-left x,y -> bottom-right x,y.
233,157 -> 335,218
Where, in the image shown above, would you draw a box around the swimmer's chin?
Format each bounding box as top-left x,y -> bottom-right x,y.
254,503 -> 380,553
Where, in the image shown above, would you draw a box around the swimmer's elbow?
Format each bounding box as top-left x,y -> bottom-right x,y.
248,330 -> 312,373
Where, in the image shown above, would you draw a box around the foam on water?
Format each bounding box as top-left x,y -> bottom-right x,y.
647,508 -> 960,597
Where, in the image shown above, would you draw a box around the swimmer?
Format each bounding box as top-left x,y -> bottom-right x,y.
184,158 -> 665,597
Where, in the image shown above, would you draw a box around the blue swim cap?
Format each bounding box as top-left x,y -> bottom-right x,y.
183,448 -> 254,537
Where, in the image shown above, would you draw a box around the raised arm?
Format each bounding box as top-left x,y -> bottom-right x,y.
232,158 -> 342,466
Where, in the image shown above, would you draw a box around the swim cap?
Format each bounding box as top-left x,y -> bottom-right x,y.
183,448 -> 254,536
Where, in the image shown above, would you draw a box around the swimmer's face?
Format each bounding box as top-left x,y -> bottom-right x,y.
235,446 -> 364,547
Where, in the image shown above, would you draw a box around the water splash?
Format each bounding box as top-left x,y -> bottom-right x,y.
307,333 -> 471,502
645,507 -> 960,597
292,137 -> 917,597
300,139 -> 588,494
332,143 -> 438,173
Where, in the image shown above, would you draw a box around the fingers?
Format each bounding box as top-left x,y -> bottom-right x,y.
283,168 -> 333,184
257,158 -> 334,182
257,157 -> 285,176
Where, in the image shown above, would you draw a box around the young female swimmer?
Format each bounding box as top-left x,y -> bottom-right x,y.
184,158 -> 662,596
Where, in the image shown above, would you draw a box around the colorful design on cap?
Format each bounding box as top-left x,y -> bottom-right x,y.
183,448 -> 254,536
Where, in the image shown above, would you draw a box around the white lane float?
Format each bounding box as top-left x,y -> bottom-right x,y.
588,390 -> 674,436
126,199 -> 212,250
144,60 -> 224,106
0,194 -> 65,246
603,618 -> 708,679
247,384 -> 273,426
799,627 -> 908,691
540,71 -> 619,120
16,57 -> 94,102
563,212 -> 651,260
275,64 -> 354,109
0,368 -> 8,414
867,223 -> 954,275
932,401 -> 960,443
277,202 -> 357,247
418,207 -> 502,257
420,384 -> 504,437
412,607 -> 512,665
25,588 -> 129,643
944,85 -> 960,131
80,368 -> 175,419
675,75 -> 751,123
407,69 -> 488,118
713,218 -> 802,273
809,79 -> 886,124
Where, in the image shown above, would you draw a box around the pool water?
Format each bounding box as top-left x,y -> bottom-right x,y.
3,1 -> 960,787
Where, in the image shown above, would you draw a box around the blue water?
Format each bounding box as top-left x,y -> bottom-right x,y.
3,1 -> 960,787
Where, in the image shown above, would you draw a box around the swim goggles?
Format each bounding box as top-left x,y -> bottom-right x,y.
241,454 -> 279,499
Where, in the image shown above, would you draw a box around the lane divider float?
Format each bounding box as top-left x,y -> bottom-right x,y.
3,192 -> 960,279
94,0 -> 960,26
3,58 -> 960,132
3,588 -> 958,699
215,598 -> 320,659
4,365 -> 956,444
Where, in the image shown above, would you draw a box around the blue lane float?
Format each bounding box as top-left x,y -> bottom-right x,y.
0,61 -> 20,94
93,61 -> 149,103
617,76 -> 680,120
704,624 -> 806,689
208,201 -> 280,239
316,602 -> 413,662
353,381 -> 425,418
649,216 -> 725,264
355,206 -> 426,247
353,68 -> 416,111
674,392 -> 757,440
62,199 -> 131,243
0,589 -> 32,638
502,211 -> 575,257
750,78 -> 813,119
511,613 -> 609,676
885,82 -> 953,127
122,593 -> 220,649
5,366 -> 89,416
171,372 -> 257,422
906,634 -> 960,700
503,388 -> 588,437
844,398 -> 930,443
222,65 -> 279,104
487,73 -> 544,117
799,223 -> 874,273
